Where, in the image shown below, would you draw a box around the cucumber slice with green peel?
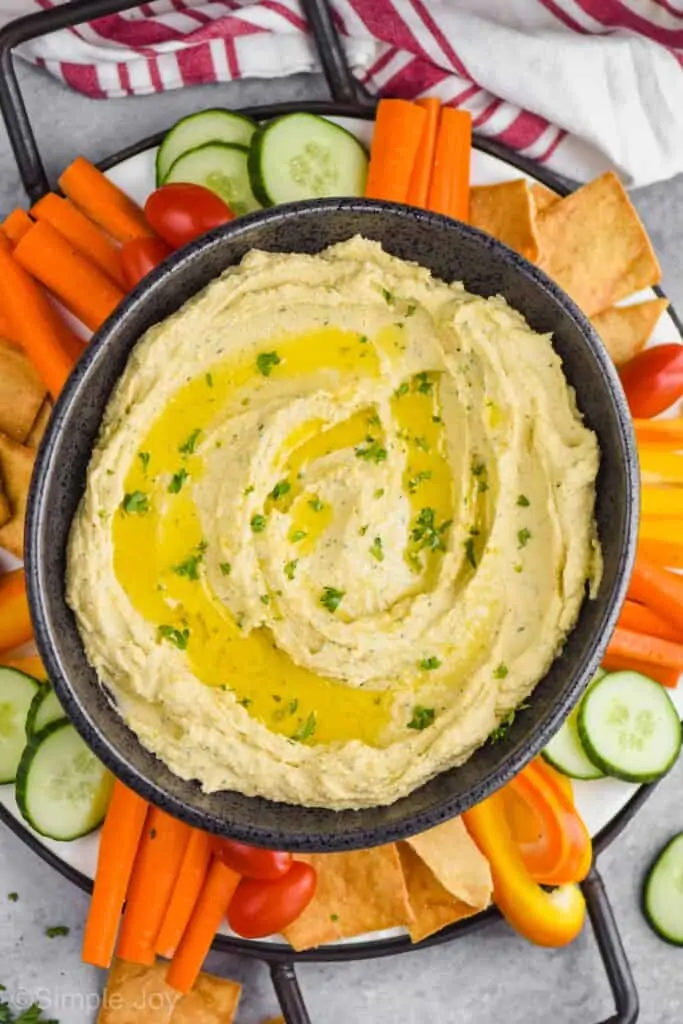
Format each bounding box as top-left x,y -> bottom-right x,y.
16,720 -> 114,840
542,669 -> 606,780
643,833 -> 683,945
248,113 -> 369,207
33,688 -> 65,735
25,685 -> 50,738
578,671 -> 681,783
156,109 -> 258,185
0,668 -> 40,784
165,143 -> 260,216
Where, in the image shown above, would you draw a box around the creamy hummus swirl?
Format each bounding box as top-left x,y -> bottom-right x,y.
67,237 -> 601,809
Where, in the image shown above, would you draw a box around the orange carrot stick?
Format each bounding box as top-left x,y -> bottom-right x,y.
427,107 -> 472,222
0,242 -> 77,398
0,654 -> 46,680
2,209 -> 33,245
406,97 -> 441,208
0,569 -> 33,654
618,599 -> 682,643
116,807 -> 191,965
82,781 -> 149,969
638,538 -> 683,571
0,309 -> 16,340
365,99 -> 427,204
602,653 -> 679,689
628,554 -> 683,632
634,419 -> 683,448
155,830 -> 214,959
14,219 -> 125,333
31,194 -> 124,287
606,627 -> 683,672
166,859 -> 240,994
59,156 -> 153,243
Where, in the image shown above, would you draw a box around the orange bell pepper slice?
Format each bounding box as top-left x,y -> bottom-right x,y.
0,568 -> 33,654
463,790 -> 586,947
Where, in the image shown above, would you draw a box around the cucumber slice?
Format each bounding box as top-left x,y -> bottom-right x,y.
643,833 -> 683,945
165,143 -> 260,217
542,669 -> 606,780
157,109 -> 257,185
33,687 -> 65,735
0,668 -> 39,784
25,685 -> 49,738
16,720 -> 114,840
578,670 -> 681,783
248,113 -> 369,207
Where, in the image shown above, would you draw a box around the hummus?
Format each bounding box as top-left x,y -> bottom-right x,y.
67,237 -> 602,810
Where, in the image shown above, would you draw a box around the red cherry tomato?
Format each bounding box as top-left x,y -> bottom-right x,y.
620,344 -> 683,418
144,183 -> 235,249
226,861 -> 317,938
215,839 -> 293,880
120,236 -> 173,289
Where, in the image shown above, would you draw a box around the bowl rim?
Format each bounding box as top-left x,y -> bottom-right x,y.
25,197 -> 639,849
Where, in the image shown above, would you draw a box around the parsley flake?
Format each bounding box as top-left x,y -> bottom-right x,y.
284,559 -> 298,580
7,893 -> 18,903
138,451 -> 150,474
121,490 -> 149,514
320,587 -> 345,613
518,527 -> 532,548
394,382 -> 409,398
157,625 -> 190,650
257,351 -> 281,376
172,544 -> 206,581
359,334 -> 369,344
179,428 -> 201,455
270,479 -> 291,501
308,497 -> 323,512
291,530 -> 307,542
408,470 -> 432,493
419,656 -> 441,671
413,371 -> 433,395
407,705 -> 436,730
220,562 -> 232,576
494,663 -> 509,679
381,287 -> 394,304
369,536 -> 384,562
411,507 -> 451,552
251,514 -> 267,533
292,711 -> 317,742
205,372 -> 213,387
517,494 -> 530,507
355,437 -> 387,463
168,468 -> 189,494
464,537 -> 477,569
45,925 -> 69,939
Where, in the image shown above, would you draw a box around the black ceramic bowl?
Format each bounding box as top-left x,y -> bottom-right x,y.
26,199 -> 638,851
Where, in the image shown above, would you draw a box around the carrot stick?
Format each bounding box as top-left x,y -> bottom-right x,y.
0,244 -> 77,398
406,97 -> 441,208
606,627 -> 683,672
82,781 -> 149,969
155,830 -> 214,959
166,859 -> 240,994
602,653 -> 679,689
31,194 -> 124,287
634,419 -> 683,448
0,569 -> 33,654
638,538 -> 683,571
618,599 -> 682,643
427,107 -> 472,222
0,309 -> 16,340
2,209 -> 33,246
116,807 -> 191,965
14,220 -> 125,333
365,99 -> 427,204
59,156 -> 153,243
629,554 -> 683,632
0,654 -> 46,680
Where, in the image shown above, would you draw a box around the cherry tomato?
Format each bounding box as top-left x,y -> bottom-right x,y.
144,183 -> 235,249
215,839 -> 293,880
226,861 -> 317,938
620,344 -> 683,418
120,236 -> 173,289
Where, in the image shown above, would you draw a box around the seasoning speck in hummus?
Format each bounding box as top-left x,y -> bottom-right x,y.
67,237 -> 602,810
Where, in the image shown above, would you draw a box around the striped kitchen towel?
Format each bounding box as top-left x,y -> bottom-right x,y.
2,0 -> 682,187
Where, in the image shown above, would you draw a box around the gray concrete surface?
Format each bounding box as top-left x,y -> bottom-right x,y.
2,61 -> 683,1024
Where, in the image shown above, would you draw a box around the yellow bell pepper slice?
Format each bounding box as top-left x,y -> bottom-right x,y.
641,486 -> 683,518
640,449 -> 683,486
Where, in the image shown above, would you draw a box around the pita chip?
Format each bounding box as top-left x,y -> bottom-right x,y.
283,845 -> 413,951
536,171 -> 661,316
26,398 -> 52,449
0,467 -> 11,529
97,959 -> 241,1024
591,298 -> 669,366
469,180 -> 540,262
530,181 -> 558,215
0,433 -> 35,557
0,338 -> 46,444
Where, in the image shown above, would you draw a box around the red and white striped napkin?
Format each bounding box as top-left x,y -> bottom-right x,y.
2,0 -> 682,187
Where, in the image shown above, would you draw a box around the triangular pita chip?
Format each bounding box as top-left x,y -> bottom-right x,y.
283,845 -> 413,951
97,959 -> 241,1024
0,467 -> 10,529
0,432 -> 35,557
591,298 -> 668,366
530,181 -> 558,215
26,397 -> 52,449
469,180 -> 540,262
0,337 -> 46,443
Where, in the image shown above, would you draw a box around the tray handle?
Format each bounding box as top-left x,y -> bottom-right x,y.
582,866 -> 639,1024
300,0 -> 372,108
270,961 -> 312,1024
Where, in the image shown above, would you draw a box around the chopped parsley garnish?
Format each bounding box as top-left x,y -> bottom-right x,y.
291,711 -> 317,742
206,372 -> 213,387
291,530 -> 307,542
45,926 -> 69,939
168,468 -> 189,494
157,625 -> 190,650
121,490 -> 149,514
359,334 -> 369,344
256,351 -> 281,376
330,913 -> 340,922
407,705 -> 436,730
237,697 -> 252,707
251,514 -> 267,532
355,437 -> 388,463
408,470 -> 432,493
413,435 -> 430,452
179,428 -> 201,455
284,559 -> 298,580
432,415 -> 442,423
411,507 -> 451,552
219,562 -> 232,576
374,488 -> 385,499
369,536 -> 384,562
320,587 -> 345,613
494,663 -> 509,679
405,302 -> 417,316
308,497 -> 323,512
490,701 -> 529,743
413,371 -> 433,394
138,451 -> 150,474
260,594 -> 270,605
464,537 -> 477,569
471,461 -> 486,477
517,494 -> 530,507
7,893 -> 18,903
394,382 -> 409,398
172,544 -> 206,581
244,485 -> 255,496
381,287 -> 394,304
359,524 -> 369,537
270,479 -> 291,500
419,656 -> 441,671
367,412 -> 381,427
518,527 -> 532,548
